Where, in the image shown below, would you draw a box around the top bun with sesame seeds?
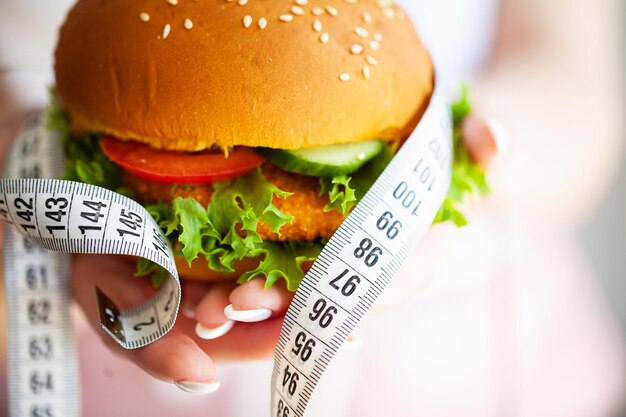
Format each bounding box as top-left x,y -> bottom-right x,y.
54,0 -> 433,151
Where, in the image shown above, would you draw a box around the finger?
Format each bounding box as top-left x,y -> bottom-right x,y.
127,331 -> 219,393
461,114 -> 510,168
197,316 -> 285,362
72,255 -> 219,392
180,280 -> 211,319
225,278 -> 294,323
194,282 -> 237,340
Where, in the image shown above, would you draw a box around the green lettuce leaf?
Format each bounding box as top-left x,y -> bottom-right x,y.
135,258 -> 169,287
239,242 -> 323,291
433,87 -> 489,226
141,170 -> 305,289
319,175 -> 357,216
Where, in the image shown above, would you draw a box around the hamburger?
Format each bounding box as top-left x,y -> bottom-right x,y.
50,0 -> 487,289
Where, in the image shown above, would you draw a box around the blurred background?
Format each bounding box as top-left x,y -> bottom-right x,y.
0,0 -> 624,416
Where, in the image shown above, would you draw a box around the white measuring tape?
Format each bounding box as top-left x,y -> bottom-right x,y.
269,86 -> 452,416
2,84 -> 452,417
2,114 -> 182,417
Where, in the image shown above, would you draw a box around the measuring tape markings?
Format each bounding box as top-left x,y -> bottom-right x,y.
4,117 -> 81,417
3,116 -> 185,417
0,177 -> 183,349
270,87 -> 452,417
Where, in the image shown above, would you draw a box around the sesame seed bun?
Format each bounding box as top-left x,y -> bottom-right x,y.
55,0 -> 434,151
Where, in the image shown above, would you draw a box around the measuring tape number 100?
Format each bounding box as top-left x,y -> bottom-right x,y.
1,82 -> 452,417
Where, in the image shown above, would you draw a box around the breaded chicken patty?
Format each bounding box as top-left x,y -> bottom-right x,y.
123,164 -> 345,242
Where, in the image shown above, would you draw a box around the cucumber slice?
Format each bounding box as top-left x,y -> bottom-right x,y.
259,140 -> 385,177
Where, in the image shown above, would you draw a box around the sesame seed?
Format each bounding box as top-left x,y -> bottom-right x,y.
345,0 -> 357,3
139,12 -> 150,22
350,44 -> 364,55
383,7 -> 395,19
354,27 -> 369,38
326,5 -> 339,16
291,5 -> 305,15
258,17 -> 268,29
313,20 -> 322,32
366,55 -> 378,65
312,7 -> 324,15
162,24 -> 171,39
362,66 -> 371,80
167,0 -> 178,5
184,18 -> 193,30
243,15 -> 253,28
369,40 -> 380,50
362,12 -> 372,23
374,33 -> 383,42
339,73 -> 351,82
320,32 -> 329,44
238,0 -> 248,5
279,13 -> 294,22
295,0 -> 308,5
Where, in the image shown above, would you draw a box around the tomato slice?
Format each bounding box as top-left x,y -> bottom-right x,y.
100,136 -> 266,184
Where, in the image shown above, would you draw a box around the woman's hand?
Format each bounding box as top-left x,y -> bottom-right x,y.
70,113 -> 506,394
71,255 -> 289,393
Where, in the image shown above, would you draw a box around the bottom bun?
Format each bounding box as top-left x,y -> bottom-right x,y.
175,256 -> 262,282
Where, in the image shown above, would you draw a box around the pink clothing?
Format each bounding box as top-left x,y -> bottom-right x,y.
73,215 -> 626,417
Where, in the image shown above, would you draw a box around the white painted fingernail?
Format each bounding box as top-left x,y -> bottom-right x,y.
486,118 -> 511,157
224,304 -> 272,322
195,320 -> 234,340
175,380 -> 221,394
343,334 -> 363,351
181,304 -> 195,320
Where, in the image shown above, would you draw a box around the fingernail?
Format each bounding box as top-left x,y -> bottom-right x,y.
343,334 -> 363,351
175,380 -> 221,394
224,304 -> 272,323
486,118 -> 511,157
181,304 -> 195,320
195,320 -> 235,340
